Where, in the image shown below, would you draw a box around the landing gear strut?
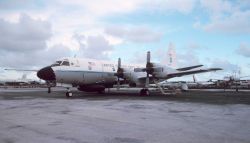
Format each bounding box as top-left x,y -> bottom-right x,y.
48,87 -> 51,93
140,89 -> 150,96
66,88 -> 73,98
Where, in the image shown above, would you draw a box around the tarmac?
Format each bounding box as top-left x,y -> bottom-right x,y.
0,87 -> 250,143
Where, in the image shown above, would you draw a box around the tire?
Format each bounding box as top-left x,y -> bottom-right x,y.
66,92 -> 73,98
98,90 -> 105,94
140,89 -> 150,96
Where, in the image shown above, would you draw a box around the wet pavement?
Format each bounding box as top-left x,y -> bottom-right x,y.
0,88 -> 250,143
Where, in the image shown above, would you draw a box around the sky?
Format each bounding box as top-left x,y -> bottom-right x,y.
0,0 -> 250,81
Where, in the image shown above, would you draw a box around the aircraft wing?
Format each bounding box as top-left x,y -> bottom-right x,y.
165,68 -> 222,79
137,68 -> 222,81
176,65 -> 203,71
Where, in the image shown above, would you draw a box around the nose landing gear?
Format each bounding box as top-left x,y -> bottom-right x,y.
140,88 -> 150,96
48,86 -> 51,93
66,88 -> 73,98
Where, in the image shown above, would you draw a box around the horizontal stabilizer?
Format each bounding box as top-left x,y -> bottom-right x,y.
167,68 -> 222,79
176,65 -> 203,71
4,69 -> 38,72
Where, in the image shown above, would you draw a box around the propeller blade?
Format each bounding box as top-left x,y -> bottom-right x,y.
116,58 -> 122,90
147,51 -> 150,64
118,58 -> 121,68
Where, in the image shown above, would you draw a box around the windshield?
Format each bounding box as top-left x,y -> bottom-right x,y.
61,61 -> 70,66
51,61 -> 62,67
51,60 -> 70,67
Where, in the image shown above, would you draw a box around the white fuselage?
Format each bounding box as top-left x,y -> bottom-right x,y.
50,57 -> 176,87
52,58 -> 142,86
36,55 -> 222,95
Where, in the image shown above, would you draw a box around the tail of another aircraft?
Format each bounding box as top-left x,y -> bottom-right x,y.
193,75 -> 197,83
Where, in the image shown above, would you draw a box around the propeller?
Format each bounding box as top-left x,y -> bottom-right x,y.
134,51 -> 163,88
115,58 -> 124,90
145,51 -> 151,88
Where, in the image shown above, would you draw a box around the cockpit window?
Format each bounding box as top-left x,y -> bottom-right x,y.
51,61 -> 62,67
61,61 -> 70,66
56,61 -> 62,65
51,60 -> 70,67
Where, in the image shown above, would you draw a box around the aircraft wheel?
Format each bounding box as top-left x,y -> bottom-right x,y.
66,92 -> 73,98
98,90 -> 105,94
140,89 -> 150,96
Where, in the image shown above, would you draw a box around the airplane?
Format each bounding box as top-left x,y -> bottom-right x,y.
0,73 -> 43,86
187,75 -> 216,88
209,75 -> 250,91
154,75 -> 215,92
36,51 -> 222,97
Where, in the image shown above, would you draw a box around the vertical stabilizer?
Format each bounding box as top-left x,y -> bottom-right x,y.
167,42 -> 177,68
193,75 -> 197,83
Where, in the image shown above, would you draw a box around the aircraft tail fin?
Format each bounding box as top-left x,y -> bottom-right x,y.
193,75 -> 197,83
167,42 -> 177,68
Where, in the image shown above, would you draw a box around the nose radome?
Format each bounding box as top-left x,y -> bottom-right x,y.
37,66 -> 56,81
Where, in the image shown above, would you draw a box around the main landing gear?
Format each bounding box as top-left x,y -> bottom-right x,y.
140,88 -> 150,96
48,86 -> 51,93
66,88 -> 73,98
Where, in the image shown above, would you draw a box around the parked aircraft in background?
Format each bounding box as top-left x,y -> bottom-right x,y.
36,51 -> 222,97
0,74 -> 43,86
209,75 -> 250,91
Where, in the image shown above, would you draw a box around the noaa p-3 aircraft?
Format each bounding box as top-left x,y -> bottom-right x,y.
36,51 -> 222,97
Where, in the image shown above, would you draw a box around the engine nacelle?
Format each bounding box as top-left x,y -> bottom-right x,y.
78,85 -> 105,92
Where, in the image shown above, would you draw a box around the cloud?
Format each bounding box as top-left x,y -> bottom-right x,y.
145,0 -> 197,14
130,51 -> 147,64
196,0 -> 250,34
203,11 -> 250,34
105,26 -> 163,43
59,0 -> 144,17
0,14 -> 71,68
200,0 -> 233,18
0,14 -> 51,52
236,42 -> 250,57
177,51 -> 200,67
43,44 -> 72,64
73,34 -> 113,60
0,44 -> 71,68
211,59 -> 239,73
